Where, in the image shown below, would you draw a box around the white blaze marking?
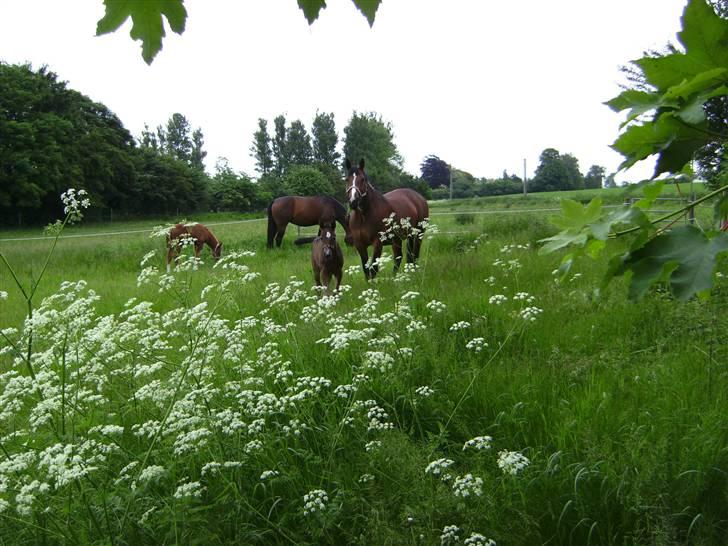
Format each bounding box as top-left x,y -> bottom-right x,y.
349,183 -> 357,202
326,232 -> 331,238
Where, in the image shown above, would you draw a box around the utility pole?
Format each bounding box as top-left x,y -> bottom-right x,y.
449,163 -> 453,200
523,158 -> 527,197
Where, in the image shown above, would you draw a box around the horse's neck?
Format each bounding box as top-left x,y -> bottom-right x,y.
204,231 -> 219,248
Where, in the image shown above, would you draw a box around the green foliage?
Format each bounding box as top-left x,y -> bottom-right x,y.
283,164 -> 333,196
287,120 -> 313,167
343,111 -> 402,192
311,111 -> 339,167
297,0 -> 382,26
96,0 -> 187,64
209,162 -> 265,212
530,148 -> 584,193
608,0 -> 728,177
420,155 -> 450,189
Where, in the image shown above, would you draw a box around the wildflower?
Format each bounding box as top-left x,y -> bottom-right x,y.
365,440 -> 382,452
260,470 -> 280,480
303,489 -> 328,516
401,291 -> 420,301
462,436 -> 493,451
174,480 -> 205,500
488,294 -> 507,305
139,465 -> 166,483
449,320 -> 470,332
425,458 -> 454,478
60,188 -> 91,223
0,291 -> 7,300
426,299 -> 446,313
513,292 -> 535,303
465,337 -> 487,352
452,473 -> 483,497
415,385 -> 434,399
497,450 -> 530,475
358,473 -> 375,483
440,525 -> 461,545
519,307 -> 543,322
464,534 -> 496,545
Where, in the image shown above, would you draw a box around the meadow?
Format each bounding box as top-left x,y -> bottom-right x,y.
0,187 -> 726,545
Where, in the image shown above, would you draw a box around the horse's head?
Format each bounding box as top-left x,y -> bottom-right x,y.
318,220 -> 337,259
345,158 -> 369,211
213,241 -> 223,260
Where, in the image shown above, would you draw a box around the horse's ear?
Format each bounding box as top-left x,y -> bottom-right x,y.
359,158 -> 365,170
345,159 -> 352,171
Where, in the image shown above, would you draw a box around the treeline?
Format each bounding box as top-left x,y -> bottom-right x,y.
0,63 -> 431,226
420,152 -> 610,200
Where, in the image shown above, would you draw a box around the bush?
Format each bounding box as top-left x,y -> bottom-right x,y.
284,165 -> 333,196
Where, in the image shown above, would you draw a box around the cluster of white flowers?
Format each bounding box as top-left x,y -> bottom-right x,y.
358,473 -> 375,483
465,337 -> 487,352
303,489 -> 328,516
414,385 -> 435,399
0,291 -> 8,300
497,450 -> 530,475
60,188 -> 91,222
259,470 -> 280,480
488,294 -> 508,305
174,480 -> 205,500
513,292 -> 535,303
426,299 -> 447,313
464,533 -> 496,545
440,525 -> 461,545
462,436 -> 493,451
492,258 -> 521,271
425,458 -> 454,478
365,440 -> 382,452
452,473 -> 483,498
449,320 -> 471,332
484,276 -> 497,286
519,306 -> 543,322
500,243 -> 528,253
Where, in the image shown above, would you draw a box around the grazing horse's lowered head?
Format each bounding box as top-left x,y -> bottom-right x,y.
346,158 -> 371,211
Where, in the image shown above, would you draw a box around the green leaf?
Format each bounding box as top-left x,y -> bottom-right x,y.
538,231 -> 588,255
351,0 -> 382,27
550,198 -> 602,231
678,0 -> 728,69
298,0 -> 327,24
589,205 -> 651,240
621,226 -> 728,300
605,90 -> 674,127
96,0 -> 187,64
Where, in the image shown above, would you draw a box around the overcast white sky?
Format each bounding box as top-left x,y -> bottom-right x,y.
1,1 -> 688,183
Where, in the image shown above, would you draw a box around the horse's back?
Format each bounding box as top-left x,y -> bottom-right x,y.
384,188 -> 429,223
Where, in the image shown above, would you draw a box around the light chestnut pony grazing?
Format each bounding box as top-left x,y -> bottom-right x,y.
345,158 -> 429,280
166,223 -> 223,272
311,219 -> 344,295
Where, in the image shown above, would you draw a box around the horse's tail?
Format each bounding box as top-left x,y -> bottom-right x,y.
266,201 -> 276,248
293,236 -> 317,246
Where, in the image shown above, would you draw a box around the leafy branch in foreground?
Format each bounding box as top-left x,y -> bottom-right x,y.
541,0 -> 728,301
96,0 -> 382,64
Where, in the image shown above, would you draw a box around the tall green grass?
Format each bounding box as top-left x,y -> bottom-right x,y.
0,197 -> 725,544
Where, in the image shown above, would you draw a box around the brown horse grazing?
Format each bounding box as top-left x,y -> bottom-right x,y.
267,195 -> 350,248
345,159 -> 429,280
167,223 -> 222,272
311,219 -> 344,295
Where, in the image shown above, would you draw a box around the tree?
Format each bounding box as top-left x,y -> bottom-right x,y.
272,114 -> 288,177
343,112 -> 402,192
250,118 -> 273,176
312,111 -> 340,167
420,155 -> 450,189
163,113 -> 193,163
209,158 -> 262,212
0,62 -> 136,223
287,120 -> 313,167
190,128 -> 206,171
584,165 -> 606,189
283,165 -> 332,196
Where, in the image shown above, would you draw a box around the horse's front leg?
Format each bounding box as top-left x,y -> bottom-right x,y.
356,245 -> 370,280
276,223 -> 286,247
369,240 -> 384,280
392,238 -> 403,274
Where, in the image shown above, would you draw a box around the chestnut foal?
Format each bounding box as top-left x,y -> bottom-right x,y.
167,223 -> 223,272
311,220 -> 343,295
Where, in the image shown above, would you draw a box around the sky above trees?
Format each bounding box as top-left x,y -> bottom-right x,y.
0,0 -> 687,182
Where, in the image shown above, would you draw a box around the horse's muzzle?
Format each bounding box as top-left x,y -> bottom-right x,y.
323,247 -> 333,259
349,199 -> 360,211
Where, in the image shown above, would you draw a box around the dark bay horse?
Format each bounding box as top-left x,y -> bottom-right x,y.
167,223 -> 222,272
345,159 -> 429,280
311,219 -> 344,295
267,195 -> 349,248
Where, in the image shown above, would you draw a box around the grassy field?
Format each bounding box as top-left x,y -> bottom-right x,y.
0,188 -> 726,544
